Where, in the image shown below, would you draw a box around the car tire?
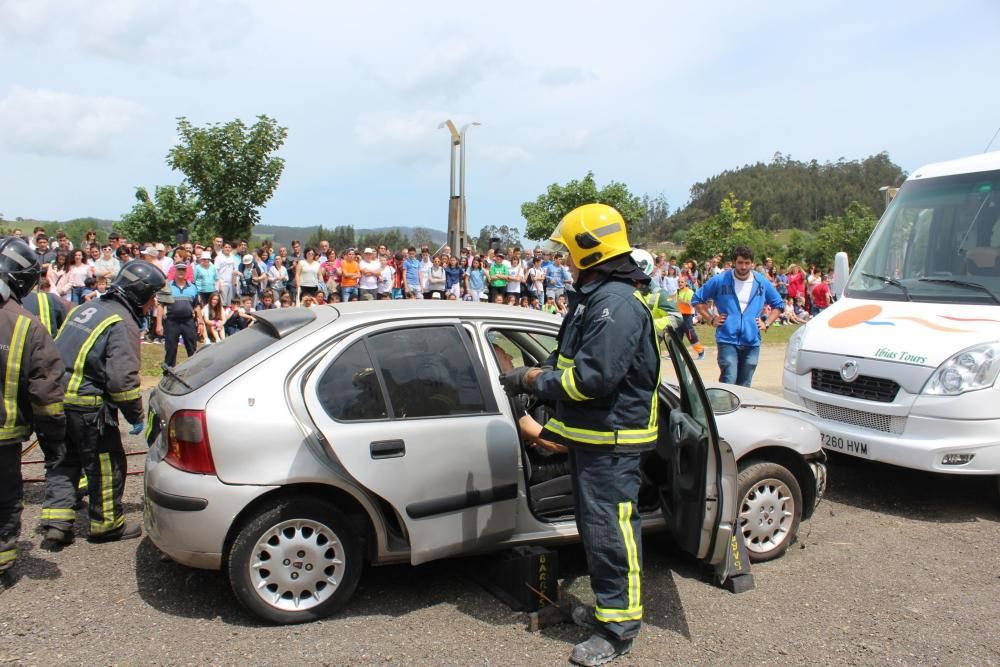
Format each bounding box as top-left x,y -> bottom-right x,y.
737,461 -> 802,563
228,497 -> 364,624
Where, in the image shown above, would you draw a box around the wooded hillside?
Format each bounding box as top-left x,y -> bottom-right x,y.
668,151 -> 906,237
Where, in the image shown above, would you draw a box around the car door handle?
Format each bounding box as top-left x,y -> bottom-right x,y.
370,439 -> 405,459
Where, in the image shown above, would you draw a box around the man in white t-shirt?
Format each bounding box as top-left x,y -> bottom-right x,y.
359,248 -> 382,300
214,242 -> 238,305
155,243 -> 174,277
691,245 -> 784,387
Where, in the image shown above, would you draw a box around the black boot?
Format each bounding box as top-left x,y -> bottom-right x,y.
40,527 -> 74,551
571,605 -> 598,631
0,568 -> 14,592
569,634 -> 633,666
88,522 -> 142,543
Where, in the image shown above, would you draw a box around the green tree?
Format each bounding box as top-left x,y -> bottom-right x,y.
116,185 -> 202,244
305,225 -> 356,251
357,228 -> 410,253
682,193 -> 767,262
635,193 -> 671,243
167,115 -> 288,242
807,201 -> 878,268
474,224 -> 522,252
412,227 -> 434,249
520,171 -> 645,241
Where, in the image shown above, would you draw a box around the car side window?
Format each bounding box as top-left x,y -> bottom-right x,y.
368,326 -> 487,419
316,339 -> 388,421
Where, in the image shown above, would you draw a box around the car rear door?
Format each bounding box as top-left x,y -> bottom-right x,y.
654,327 -> 739,572
303,319 -> 521,565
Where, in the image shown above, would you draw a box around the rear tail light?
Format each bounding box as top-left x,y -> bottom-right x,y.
165,410 -> 216,475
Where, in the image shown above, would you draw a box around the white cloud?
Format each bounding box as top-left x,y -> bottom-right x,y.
0,87 -> 145,157
0,0 -> 250,73
538,65 -> 596,88
354,110 -> 530,169
477,143 -> 531,164
354,110 -> 468,165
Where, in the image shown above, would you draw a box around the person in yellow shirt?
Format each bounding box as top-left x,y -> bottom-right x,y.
674,276 -> 704,359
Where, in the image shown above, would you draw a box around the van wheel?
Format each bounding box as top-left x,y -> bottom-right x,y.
228,498 -> 363,624
737,461 -> 802,563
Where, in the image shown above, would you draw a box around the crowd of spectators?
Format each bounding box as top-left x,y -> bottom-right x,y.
14,225 -> 836,350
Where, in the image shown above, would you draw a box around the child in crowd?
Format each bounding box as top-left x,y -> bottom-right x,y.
81,276 -> 99,302
225,297 -> 255,336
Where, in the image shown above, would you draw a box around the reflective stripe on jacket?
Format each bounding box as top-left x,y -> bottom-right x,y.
21,291 -> 70,339
0,297 -> 66,445
534,276 -> 660,453
56,299 -> 144,424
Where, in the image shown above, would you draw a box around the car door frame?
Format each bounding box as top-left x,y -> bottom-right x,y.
301,316 -> 523,565
659,325 -> 739,575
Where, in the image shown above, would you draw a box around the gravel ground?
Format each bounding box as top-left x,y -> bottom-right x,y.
3,355 -> 1000,666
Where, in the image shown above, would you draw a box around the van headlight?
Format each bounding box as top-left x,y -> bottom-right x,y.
923,342 -> 1000,395
784,327 -> 805,373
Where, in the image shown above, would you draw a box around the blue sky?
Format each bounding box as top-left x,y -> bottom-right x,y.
1,0 -> 998,239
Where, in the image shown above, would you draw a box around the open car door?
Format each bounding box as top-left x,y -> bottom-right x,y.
653,326 -> 743,584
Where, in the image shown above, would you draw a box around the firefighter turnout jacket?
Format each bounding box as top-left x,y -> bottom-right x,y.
56,298 -> 143,424
534,276 -> 660,452
0,296 -> 66,446
21,291 -> 71,339
1,295 -> 66,571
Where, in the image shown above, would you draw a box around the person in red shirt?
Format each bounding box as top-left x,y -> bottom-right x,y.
786,264 -> 805,301
810,275 -> 832,315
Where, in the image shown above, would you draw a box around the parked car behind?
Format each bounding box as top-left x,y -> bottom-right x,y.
144,302 -> 825,623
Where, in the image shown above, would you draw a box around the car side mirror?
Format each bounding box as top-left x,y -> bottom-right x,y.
832,252 -> 850,299
706,387 -> 740,414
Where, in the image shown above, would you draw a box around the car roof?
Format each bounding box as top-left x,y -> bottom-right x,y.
908,150 -> 1000,181
315,301 -> 562,327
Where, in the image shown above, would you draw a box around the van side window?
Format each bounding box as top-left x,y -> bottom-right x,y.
316,339 -> 388,421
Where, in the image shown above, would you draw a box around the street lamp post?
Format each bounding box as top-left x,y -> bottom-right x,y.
458,122 -> 481,252
439,119 -> 480,255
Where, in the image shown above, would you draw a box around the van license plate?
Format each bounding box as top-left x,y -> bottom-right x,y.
821,433 -> 871,458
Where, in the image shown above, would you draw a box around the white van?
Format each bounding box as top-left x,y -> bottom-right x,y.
783,151 -> 1000,486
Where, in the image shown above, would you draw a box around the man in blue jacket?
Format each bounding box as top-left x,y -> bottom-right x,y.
692,245 -> 783,387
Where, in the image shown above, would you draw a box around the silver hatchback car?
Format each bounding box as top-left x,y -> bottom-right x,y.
144,302 -> 825,624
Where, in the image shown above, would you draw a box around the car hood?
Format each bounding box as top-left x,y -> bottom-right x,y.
799,297 -> 1000,368
704,382 -> 815,416
704,382 -> 822,458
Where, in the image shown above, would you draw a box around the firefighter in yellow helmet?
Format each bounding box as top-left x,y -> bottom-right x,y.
499,204 -> 659,665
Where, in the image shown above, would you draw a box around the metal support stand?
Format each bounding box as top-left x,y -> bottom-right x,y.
716,530 -> 755,593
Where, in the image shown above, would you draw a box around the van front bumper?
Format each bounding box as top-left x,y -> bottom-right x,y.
783,377 -> 1000,474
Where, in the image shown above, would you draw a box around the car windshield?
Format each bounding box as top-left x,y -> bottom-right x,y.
846,169 -> 1000,305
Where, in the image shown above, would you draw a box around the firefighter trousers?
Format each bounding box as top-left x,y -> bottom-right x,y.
3,437 -> 64,570
571,448 -> 644,641
163,317 -> 197,368
40,409 -> 126,537
0,444 -> 23,571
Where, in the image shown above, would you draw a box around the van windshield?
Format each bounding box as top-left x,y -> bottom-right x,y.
846,169 -> 1000,305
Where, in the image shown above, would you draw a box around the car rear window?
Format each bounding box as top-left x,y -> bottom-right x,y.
159,326 -> 278,394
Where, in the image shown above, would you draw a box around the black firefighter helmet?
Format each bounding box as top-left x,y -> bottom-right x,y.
0,236 -> 41,302
103,260 -> 166,318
